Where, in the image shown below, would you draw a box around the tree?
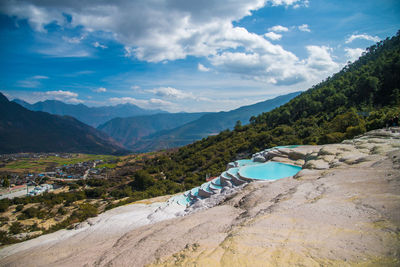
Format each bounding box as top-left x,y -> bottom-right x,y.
2,177 -> 9,188
9,222 -> 23,235
131,170 -> 155,191
234,120 -> 242,131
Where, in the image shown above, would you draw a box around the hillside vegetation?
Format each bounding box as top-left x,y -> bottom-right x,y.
133,31 -> 400,193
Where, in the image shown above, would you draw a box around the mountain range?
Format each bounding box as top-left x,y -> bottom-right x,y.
123,91 -> 301,152
0,93 -> 127,155
97,112 -> 208,148
13,99 -> 166,127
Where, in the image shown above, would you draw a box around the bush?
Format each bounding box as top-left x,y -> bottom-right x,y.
85,188 -> 106,198
0,199 -> 10,212
68,183 -> 79,190
57,207 -> 67,215
9,222 -> 23,234
0,230 -> 17,245
15,204 -> 24,212
72,203 -> 98,221
130,170 -> 155,191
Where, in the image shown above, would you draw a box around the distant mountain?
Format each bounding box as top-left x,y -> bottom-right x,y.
0,93 -> 128,154
13,99 -> 166,127
129,92 -> 301,152
97,112 -> 207,148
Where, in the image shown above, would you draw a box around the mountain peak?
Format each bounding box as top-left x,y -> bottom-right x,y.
0,92 -> 10,103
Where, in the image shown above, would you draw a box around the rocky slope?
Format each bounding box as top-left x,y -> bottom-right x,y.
0,128 -> 399,266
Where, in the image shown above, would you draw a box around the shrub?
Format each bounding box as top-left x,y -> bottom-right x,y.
0,199 -> 10,212
9,222 -> 23,234
72,203 -> 98,221
130,170 -> 155,191
15,204 -> 24,212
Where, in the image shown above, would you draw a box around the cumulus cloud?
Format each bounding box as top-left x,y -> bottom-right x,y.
198,63 -> 210,72
298,24 -> 310,32
264,32 -> 282,40
94,87 -> 107,93
344,47 -> 365,62
345,34 -> 380,44
35,90 -> 84,103
0,0 -> 304,63
147,87 -> 194,99
267,25 -> 289,32
109,97 -> 173,109
2,0 -> 335,88
305,45 -> 338,71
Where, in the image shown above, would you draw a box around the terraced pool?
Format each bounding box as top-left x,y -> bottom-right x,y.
238,162 -> 301,180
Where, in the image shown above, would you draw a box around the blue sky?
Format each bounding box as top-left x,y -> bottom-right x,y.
0,0 -> 399,112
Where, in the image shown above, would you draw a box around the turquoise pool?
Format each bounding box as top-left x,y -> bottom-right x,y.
238,162 -> 301,180
191,187 -> 199,196
236,159 -> 260,167
274,145 -> 300,149
227,167 -> 239,176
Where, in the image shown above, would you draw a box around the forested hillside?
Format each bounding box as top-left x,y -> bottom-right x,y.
125,31 -> 400,196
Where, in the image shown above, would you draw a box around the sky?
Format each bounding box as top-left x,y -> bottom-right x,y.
0,0 -> 399,112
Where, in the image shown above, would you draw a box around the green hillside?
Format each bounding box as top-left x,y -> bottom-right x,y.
129,31 -> 400,195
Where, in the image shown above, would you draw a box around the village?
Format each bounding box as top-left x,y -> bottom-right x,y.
0,153 -> 117,199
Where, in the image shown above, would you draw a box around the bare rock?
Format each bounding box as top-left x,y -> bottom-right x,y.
288,150 -> 307,160
294,169 -> 321,180
303,159 -> 330,170
253,155 -> 266,163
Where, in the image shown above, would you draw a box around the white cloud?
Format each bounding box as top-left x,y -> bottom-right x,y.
267,25 -> 289,32
0,0 -> 303,63
32,75 -> 49,79
305,45 -> 339,72
17,80 -> 41,88
35,90 -> 84,104
17,75 -> 49,88
198,63 -> 210,72
2,0 -> 337,90
298,24 -> 310,32
109,97 -> 173,109
147,87 -> 194,99
344,47 -> 365,62
62,34 -> 86,44
264,32 -> 282,40
269,0 -> 308,7
94,87 -> 107,93
93,41 -> 107,49
345,34 -> 380,44
131,85 -> 141,91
